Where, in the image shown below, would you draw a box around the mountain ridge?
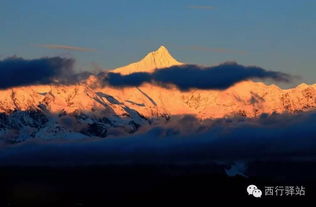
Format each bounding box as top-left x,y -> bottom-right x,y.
1,46 -> 316,140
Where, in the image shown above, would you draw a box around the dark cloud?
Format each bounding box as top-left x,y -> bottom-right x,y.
104,62 -> 292,91
0,57 -> 292,91
0,56 -> 77,89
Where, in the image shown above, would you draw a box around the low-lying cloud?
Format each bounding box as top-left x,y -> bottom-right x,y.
1,111 -> 316,166
0,57 -> 293,91
104,62 -> 292,91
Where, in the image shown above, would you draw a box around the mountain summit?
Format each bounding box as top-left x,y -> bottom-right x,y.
112,46 -> 183,75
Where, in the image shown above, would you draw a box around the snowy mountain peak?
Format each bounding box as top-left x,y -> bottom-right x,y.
148,45 -> 173,58
112,45 -> 183,75
155,45 -> 169,53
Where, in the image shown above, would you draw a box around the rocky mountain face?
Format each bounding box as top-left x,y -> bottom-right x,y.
1,46 -> 316,142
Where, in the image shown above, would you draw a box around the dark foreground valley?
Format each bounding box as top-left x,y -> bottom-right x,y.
1,161 -> 315,206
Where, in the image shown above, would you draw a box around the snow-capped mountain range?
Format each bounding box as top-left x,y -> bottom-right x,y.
1,46 -> 316,142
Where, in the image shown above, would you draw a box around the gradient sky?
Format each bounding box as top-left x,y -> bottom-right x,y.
1,0 -> 315,85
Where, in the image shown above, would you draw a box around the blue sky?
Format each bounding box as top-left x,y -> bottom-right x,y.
1,0 -> 315,85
